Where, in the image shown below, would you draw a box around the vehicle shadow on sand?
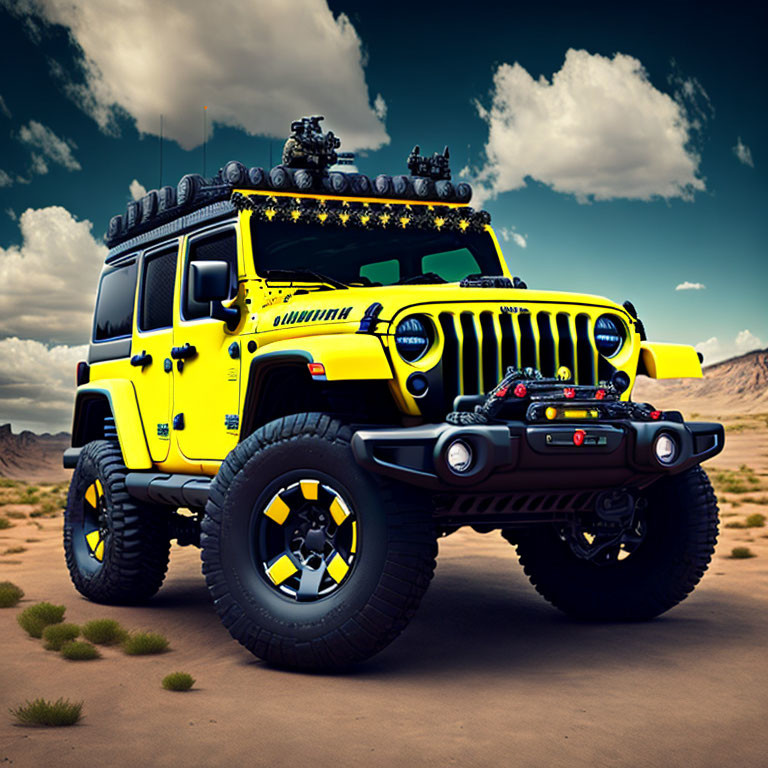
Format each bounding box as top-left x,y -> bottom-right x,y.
145,552 -> 765,680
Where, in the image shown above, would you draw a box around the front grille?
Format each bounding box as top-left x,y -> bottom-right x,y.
438,309 -> 615,407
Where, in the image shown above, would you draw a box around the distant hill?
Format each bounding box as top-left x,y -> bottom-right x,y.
0,424 -> 71,482
632,348 -> 768,417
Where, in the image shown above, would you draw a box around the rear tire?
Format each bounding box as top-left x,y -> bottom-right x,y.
201,413 -> 437,669
64,441 -> 171,604
506,466 -> 719,620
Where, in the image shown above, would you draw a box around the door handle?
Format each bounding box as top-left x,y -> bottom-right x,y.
130,350 -> 153,367
170,343 -> 197,360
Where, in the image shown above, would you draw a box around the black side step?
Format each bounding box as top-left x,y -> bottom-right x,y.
125,473 -> 212,508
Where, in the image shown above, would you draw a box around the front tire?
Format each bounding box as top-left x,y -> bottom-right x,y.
64,441 -> 171,604
201,414 -> 437,669
506,466 -> 719,620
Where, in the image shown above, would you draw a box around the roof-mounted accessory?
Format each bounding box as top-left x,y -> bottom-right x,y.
104,116 -> 476,248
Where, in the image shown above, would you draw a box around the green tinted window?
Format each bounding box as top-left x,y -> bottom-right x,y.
422,248 -> 480,283
360,259 -> 400,285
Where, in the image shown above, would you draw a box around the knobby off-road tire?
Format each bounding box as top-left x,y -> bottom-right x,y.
201,413 -> 437,669
64,441 -> 171,604
505,466 -> 719,620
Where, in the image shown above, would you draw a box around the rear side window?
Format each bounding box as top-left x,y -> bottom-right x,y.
183,229 -> 238,320
140,245 -> 178,331
93,261 -> 138,341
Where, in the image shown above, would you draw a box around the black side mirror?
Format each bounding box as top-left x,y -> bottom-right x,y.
191,260 -> 230,303
190,260 -> 240,330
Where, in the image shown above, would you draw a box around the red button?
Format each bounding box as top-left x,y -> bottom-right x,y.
595,389 -> 606,400
650,410 -> 661,420
573,429 -> 586,446
514,383 -> 527,398
564,387 -> 575,399
496,385 -> 509,398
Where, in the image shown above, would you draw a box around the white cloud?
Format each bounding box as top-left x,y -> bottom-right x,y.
373,94 -> 387,121
675,281 -> 706,291
696,330 -> 764,365
733,137 -> 754,168
6,208 -> 16,220
498,226 -> 527,248
0,169 -> 12,188
0,93 -> 10,119
18,119 -> 81,172
0,337 -> 86,433
129,179 -> 147,201
11,0 -> 388,153
0,206 -> 107,345
473,49 -> 706,205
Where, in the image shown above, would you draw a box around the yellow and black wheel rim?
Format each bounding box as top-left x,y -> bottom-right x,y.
255,479 -> 358,601
82,478 -> 108,565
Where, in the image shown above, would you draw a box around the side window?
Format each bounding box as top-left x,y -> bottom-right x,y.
183,229 -> 238,320
93,261 -> 138,341
360,258 -> 400,285
140,245 -> 178,331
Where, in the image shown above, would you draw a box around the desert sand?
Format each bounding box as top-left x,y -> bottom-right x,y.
1,364 -> 767,767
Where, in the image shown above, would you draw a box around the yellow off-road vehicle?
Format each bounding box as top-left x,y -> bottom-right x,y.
64,117 -> 723,668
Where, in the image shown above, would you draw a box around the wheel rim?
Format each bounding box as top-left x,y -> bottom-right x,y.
74,478 -> 109,573
255,479 -> 358,601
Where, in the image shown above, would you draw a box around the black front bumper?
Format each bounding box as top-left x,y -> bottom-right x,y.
351,419 -> 723,492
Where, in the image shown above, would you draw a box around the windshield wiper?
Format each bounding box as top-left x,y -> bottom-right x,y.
264,269 -> 349,290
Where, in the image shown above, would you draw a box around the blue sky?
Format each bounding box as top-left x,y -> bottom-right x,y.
0,0 -> 765,432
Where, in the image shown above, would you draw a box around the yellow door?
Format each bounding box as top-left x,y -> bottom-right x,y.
173,224 -> 241,462
130,241 -> 180,463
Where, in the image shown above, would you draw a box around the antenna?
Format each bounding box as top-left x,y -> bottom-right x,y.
202,106 -> 207,178
159,114 -> 163,188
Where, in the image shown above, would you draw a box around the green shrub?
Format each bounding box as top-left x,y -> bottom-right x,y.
0,478 -> 19,488
162,672 -> 195,691
10,698 -> 82,727
729,546 -> 756,559
60,641 -> 101,661
3,546 -> 27,555
122,632 -> 169,655
42,623 -> 80,651
17,602 -> 66,637
81,618 -> 127,645
725,520 -> 747,529
3,510 -> 26,519
0,517 -> 12,529
0,581 -> 24,608
745,513 -> 766,528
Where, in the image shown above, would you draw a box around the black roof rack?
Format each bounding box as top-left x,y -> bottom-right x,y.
105,116 -> 474,249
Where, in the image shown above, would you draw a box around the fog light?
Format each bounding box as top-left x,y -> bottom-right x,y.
446,439 -> 473,474
654,433 -> 678,465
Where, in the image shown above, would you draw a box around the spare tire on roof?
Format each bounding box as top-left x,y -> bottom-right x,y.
222,160 -> 248,187
248,167 -> 268,188
269,165 -> 292,190
454,181 -> 472,204
125,200 -> 141,231
177,173 -> 205,208
392,174 -> 413,198
141,190 -> 158,223
157,185 -> 176,213
293,169 -> 315,191
327,172 -> 349,195
435,180 -> 454,201
349,173 -> 371,196
106,214 -> 123,242
373,174 -> 393,197
413,177 -> 435,199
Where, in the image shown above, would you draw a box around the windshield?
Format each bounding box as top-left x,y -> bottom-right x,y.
250,219 -> 503,286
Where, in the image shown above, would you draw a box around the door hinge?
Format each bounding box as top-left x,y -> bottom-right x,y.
224,414 -> 239,431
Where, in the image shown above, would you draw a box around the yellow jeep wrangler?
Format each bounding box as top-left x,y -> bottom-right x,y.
64,117 -> 723,668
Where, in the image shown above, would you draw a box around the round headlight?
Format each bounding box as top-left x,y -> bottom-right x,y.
654,433 -> 678,465
395,316 -> 431,362
595,315 -> 625,358
446,439 -> 473,474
